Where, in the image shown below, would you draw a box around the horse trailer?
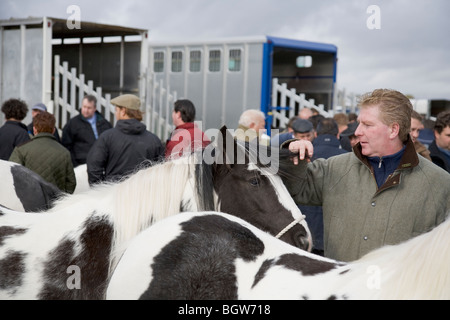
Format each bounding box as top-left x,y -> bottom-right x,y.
1,17 -> 339,137
0,17 -> 148,127
148,35 -> 338,134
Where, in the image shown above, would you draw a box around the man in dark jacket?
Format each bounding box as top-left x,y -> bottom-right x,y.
9,112 -> 76,194
0,98 -> 30,160
428,110 -> 450,173
87,94 -> 164,185
62,95 -> 112,167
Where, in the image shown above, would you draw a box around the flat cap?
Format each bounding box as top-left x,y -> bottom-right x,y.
32,103 -> 47,112
340,121 -> 359,137
111,94 -> 141,110
292,119 -> 313,133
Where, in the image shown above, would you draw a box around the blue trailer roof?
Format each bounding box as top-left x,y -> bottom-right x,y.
266,36 -> 337,53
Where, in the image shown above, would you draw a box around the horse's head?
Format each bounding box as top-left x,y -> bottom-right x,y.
210,126 -> 312,251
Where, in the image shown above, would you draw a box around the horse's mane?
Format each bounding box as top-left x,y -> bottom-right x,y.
111,155 -> 197,253
48,153 -> 206,273
353,215 -> 450,299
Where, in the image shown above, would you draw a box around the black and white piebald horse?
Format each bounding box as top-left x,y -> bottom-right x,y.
0,160 -> 91,213
107,211 -> 450,300
0,127 -> 311,299
0,160 -> 63,212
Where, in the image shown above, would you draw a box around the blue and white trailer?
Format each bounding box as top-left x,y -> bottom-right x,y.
0,17 -> 339,138
148,35 -> 338,133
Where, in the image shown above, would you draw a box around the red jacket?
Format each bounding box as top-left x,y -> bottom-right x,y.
165,122 -> 210,159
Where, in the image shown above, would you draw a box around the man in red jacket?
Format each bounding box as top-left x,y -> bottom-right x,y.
165,99 -> 210,159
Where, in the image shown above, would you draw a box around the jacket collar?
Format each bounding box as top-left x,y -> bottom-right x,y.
353,135 -> 419,171
32,132 -> 57,140
175,122 -> 197,130
6,120 -> 28,130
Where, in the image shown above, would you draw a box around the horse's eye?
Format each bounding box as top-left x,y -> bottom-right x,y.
249,178 -> 260,187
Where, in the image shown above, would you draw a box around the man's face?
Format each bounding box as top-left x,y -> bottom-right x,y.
410,118 -> 424,143
435,126 -> 450,151
250,116 -> 266,134
349,135 -> 360,148
172,110 -> 183,127
293,131 -> 314,142
355,105 -> 394,157
81,99 -> 96,119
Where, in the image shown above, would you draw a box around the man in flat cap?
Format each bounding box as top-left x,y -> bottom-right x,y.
271,118 -> 315,147
86,94 -> 164,185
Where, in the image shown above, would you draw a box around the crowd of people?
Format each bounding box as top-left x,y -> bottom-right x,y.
0,88 -> 449,262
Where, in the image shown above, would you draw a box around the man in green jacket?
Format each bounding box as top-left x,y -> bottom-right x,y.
9,112 -> 76,194
283,89 -> 450,262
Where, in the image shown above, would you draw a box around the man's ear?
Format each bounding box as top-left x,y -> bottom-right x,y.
216,125 -> 248,170
389,122 -> 400,139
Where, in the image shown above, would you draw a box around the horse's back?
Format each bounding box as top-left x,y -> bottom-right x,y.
106,211 -> 334,300
0,160 -> 63,212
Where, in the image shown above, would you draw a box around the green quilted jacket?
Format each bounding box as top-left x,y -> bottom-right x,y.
9,133 -> 76,194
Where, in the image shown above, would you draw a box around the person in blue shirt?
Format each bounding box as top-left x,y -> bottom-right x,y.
62,95 -> 112,167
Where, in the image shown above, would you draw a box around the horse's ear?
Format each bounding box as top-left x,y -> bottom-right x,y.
217,125 -> 248,169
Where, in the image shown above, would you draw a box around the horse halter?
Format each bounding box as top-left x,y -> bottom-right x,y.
275,214 -> 307,239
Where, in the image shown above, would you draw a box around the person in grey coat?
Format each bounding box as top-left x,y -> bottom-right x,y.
282,89 -> 450,262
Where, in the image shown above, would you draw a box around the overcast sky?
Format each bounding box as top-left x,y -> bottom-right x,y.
2,0 -> 450,100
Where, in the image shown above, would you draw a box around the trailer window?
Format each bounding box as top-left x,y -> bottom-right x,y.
296,55 -> 313,68
172,51 -> 183,72
154,52 -> 164,73
228,49 -> 241,72
209,50 -> 221,72
190,50 -> 202,72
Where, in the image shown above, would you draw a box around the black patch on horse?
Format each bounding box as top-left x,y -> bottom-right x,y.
252,253 -> 339,288
0,226 -> 27,246
11,165 -> 63,212
38,213 -> 114,299
140,214 -> 265,300
275,254 -> 339,275
194,160 -> 215,211
0,251 -> 27,291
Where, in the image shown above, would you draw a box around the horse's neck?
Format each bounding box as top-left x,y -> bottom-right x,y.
110,158 -> 194,248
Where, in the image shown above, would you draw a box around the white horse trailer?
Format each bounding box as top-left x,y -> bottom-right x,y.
0,18 -> 338,137
148,36 -> 338,134
0,17 -> 148,128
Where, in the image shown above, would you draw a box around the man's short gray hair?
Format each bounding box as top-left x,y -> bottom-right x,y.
238,109 -> 265,127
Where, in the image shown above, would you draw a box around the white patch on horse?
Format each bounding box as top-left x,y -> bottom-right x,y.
73,164 -> 90,194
